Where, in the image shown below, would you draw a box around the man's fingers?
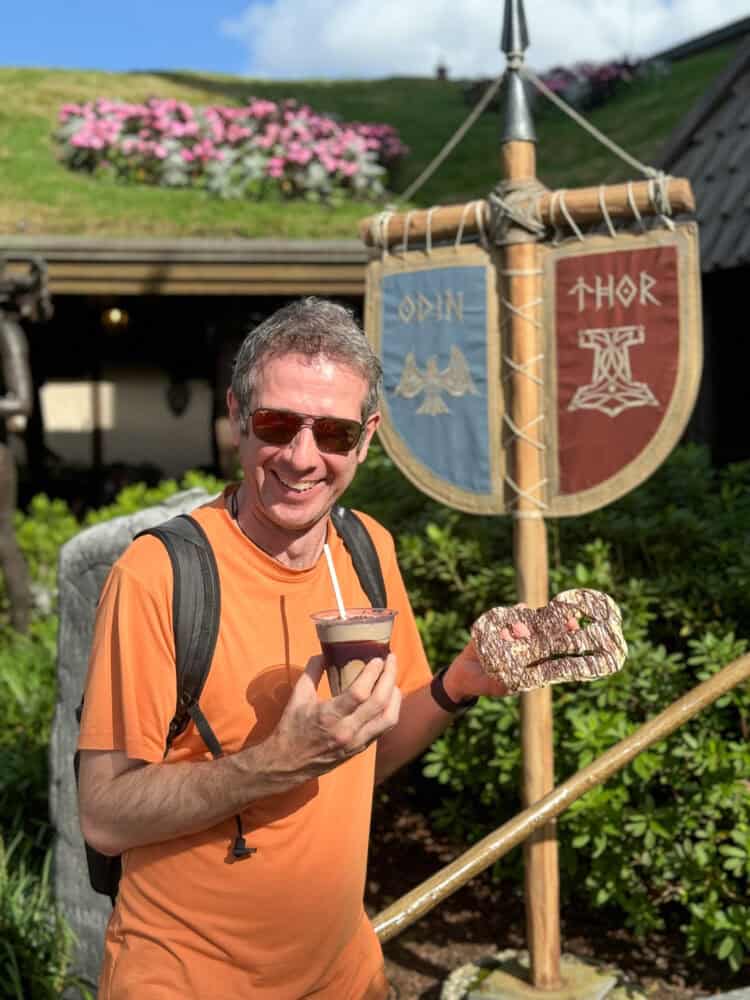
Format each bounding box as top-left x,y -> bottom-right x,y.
354,683 -> 402,749
333,654 -> 399,738
302,653 -> 325,685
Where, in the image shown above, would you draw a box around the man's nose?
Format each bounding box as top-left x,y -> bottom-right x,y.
287,423 -> 319,464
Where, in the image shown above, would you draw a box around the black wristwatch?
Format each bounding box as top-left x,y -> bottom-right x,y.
430,666 -> 478,715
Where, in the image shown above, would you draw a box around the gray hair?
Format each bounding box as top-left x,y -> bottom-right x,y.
230,297 -> 382,430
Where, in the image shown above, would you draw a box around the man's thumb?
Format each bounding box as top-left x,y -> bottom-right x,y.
302,653 -> 325,690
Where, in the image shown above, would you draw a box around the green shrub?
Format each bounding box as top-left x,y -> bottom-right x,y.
0,619 -> 59,853
0,832 -> 93,999
408,446 -> 750,973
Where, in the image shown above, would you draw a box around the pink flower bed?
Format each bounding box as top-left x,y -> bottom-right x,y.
55,96 -> 409,201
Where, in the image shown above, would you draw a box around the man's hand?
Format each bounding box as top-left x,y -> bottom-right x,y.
441,639 -> 509,702
262,653 -> 402,788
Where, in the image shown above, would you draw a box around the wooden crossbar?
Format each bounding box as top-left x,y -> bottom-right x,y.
359,177 -> 694,248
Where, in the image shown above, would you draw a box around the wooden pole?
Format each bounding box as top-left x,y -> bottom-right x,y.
501,134 -> 561,987
358,177 -> 695,248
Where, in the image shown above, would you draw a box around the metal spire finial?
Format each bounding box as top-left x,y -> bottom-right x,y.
501,0 -> 529,58
500,0 -> 535,143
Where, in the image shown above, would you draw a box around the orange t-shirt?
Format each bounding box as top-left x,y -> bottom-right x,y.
78,492 -> 431,1000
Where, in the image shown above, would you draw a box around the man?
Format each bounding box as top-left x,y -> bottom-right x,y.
77,297 -> 507,1000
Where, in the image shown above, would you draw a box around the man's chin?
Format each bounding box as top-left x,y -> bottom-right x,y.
265,500 -> 334,537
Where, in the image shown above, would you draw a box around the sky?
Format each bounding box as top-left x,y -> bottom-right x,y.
1,1 -> 748,80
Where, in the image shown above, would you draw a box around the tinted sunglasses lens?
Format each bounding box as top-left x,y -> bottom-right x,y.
311,417 -> 362,454
252,409 -> 302,445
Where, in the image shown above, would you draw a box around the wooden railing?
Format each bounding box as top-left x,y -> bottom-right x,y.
374,652 -> 750,943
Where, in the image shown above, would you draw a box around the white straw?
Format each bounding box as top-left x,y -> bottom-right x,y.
323,543 -> 347,619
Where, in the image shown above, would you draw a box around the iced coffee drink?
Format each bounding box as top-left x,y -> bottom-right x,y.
311,608 -> 397,696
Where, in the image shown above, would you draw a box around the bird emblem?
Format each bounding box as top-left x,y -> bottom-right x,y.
394,346 -> 479,415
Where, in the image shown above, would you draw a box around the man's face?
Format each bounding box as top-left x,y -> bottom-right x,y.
227,352 -> 379,544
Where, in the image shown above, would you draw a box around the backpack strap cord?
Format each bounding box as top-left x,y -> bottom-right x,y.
331,507 -> 387,609
185,701 -> 256,861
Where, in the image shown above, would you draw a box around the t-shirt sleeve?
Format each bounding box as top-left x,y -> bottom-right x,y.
356,512 -> 433,696
77,537 -> 179,763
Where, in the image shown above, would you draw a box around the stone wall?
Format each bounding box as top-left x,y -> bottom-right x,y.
49,488 -> 213,992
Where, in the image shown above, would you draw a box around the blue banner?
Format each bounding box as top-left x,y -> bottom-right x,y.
381,265 -> 492,495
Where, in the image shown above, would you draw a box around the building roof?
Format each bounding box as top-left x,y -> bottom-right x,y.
649,14 -> 750,63
659,37 -> 750,273
1,236 -> 369,297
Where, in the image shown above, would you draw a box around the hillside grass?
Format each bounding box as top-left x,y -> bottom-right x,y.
0,43 -> 738,239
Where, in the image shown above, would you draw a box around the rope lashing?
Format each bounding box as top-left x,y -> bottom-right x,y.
504,413 -> 546,450
504,474 -> 550,512
377,212 -> 394,261
627,181 -> 646,231
399,210 -> 415,255
502,353 -> 544,388
649,174 -> 676,230
549,189 -> 585,242
523,63 -> 681,235
599,185 -> 617,238
488,179 -> 548,246
498,255 -> 549,515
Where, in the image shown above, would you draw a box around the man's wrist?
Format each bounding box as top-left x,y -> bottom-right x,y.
430,666 -> 478,715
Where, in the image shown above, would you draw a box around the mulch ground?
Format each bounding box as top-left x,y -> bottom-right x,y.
365,784 -> 750,999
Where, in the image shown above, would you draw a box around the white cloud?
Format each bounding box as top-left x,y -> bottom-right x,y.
220,0 -> 750,79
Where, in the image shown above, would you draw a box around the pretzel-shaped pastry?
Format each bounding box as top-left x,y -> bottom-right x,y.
471,588 -> 627,694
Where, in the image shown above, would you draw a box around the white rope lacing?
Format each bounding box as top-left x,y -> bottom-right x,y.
499,262 -> 549,517
523,65 -> 676,229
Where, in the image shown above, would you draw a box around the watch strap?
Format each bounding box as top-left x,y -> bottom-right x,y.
430,666 -> 478,714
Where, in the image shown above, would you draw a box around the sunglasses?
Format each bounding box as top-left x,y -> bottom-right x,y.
250,407 -> 366,455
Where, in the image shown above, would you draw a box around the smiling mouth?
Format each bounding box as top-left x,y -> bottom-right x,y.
275,474 -> 322,494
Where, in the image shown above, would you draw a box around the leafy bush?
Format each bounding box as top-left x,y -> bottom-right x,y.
385,445 -> 750,974
55,97 -> 408,202
0,619 -> 59,854
0,833 -> 92,999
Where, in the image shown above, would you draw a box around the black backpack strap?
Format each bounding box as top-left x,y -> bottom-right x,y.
137,514 -> 255,862
135,514 -> 221,752
330,506 -> 387,609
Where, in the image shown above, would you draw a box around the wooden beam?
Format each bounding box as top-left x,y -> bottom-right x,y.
0,237 -> 368,297
359,177 -> 695,248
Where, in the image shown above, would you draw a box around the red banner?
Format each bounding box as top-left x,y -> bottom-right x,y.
555,243 -> 680,494
544,225 -> 702,516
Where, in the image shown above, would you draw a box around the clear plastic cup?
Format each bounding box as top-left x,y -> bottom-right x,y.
311,608 -> 397,695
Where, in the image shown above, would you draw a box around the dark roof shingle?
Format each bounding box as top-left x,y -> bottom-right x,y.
660,38 -> 750,272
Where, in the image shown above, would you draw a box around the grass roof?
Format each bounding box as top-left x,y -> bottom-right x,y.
0,43 -> 738,240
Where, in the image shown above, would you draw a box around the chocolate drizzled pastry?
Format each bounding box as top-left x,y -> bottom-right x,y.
471,589 -> 627,694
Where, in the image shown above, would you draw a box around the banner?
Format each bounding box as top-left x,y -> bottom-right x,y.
365,244 -> 506,514
543,223 -> 702,516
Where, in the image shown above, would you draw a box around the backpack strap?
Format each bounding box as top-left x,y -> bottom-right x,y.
330,506 -> 387,609
137,513 -> 255,861
136,514 -> 221,754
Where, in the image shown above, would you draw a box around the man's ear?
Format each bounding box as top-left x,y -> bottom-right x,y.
226,388 -> 243,447
357,411 -> 381,465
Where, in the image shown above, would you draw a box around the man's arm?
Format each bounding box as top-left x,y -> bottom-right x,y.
79,655 -> 401,856
374,642 -> 507,784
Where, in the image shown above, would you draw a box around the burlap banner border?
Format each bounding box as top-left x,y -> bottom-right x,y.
543,223 -> 703,517
365,243 -> 506,515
